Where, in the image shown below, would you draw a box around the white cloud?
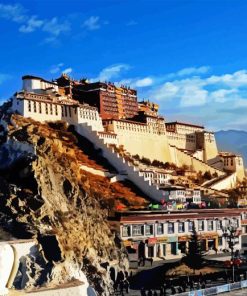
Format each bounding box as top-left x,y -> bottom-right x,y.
62,67 -> 72,74
82,16 -> 100,30
0,3 -> 70,42
145,68 -> 247,130
150,70 -> 247,108
19,16 -> 43,33
177,66 -> 210,77
206,70 -> 247,87
0,3 -> 26,23
210,88 -> 238,103
179,84 -> 208,107
151,77 -> 206,106
93,64 -> 130,82
135,77 -> 153,87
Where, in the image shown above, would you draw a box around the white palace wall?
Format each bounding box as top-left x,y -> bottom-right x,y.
196,132 -> 219,162
169,145 -> 224,176
23,77 -> 58,93
11,95 -> 104,132
166,132 -> 197,151
104,120 -> 172,163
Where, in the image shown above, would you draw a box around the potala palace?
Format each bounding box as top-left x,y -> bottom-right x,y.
10,74 -> 245,202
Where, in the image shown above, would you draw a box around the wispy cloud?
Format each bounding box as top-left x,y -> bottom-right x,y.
177,66 -> 210,77
118,76 -> 154,88
50,64 -> 72,75
82,16 -> 101,30
0,3 -> 70,43
62,67 -> 73,74
135,77 -> 153,87
0,3 -> 26,23
19,16 -> 43,33
92,64 -> 130,82
42,17 -> 70,36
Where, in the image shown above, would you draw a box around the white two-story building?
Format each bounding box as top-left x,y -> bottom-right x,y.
111,209 -> 242,262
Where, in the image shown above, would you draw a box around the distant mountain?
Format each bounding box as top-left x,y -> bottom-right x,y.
215,130 -> 247,166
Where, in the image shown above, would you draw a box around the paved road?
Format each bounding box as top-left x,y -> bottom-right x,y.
113,254 -> 247,296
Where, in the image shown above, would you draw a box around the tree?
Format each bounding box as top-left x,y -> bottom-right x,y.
184,225 -> 204,272
141,157 -> 151,166
133,154 -> 140,161
203,171 -> 212,180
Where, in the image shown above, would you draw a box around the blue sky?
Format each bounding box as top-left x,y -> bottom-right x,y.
1,0 -> 247,131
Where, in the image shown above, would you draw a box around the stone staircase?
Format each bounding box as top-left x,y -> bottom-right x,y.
75,123 -> 166,202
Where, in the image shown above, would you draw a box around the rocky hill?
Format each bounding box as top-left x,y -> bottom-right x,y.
0,105 -> 148,295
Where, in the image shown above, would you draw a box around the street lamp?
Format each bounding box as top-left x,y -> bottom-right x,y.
222,224 -> 239,282
222,225 -> 238,259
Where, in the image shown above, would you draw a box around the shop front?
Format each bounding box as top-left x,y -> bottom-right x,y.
199,233 -> 218,251
146,237 -> 157,258
167,236 -> 178,256
156,237 -> 168,257
123,240 -> 139,261
178,236 -> 189,254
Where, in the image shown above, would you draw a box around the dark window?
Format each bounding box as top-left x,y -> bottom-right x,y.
188,221 -> 194,232
157,224 -> 164,235
198,220 -> 204,231
216,220 -> 222,230
207,220 -> 214,231
145,225 -> 154,235
28,100 -> 31,112
178,222 -> 185,233
168,223 -> 174,234
132,225 -> 144,236
33,101 -> 37,113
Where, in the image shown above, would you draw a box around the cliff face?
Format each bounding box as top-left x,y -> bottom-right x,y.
0,110 -> 148,294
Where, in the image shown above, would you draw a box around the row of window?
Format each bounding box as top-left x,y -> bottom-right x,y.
27,100 -> 99,121
28,100 -> 59,116
223,158 -> 234,166
79,109 -> 98,120
122,219 -> 239,237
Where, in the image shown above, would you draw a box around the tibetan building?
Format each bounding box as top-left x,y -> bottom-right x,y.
56,74 -> 138,120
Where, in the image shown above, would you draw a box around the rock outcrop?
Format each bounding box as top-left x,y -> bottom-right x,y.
0,109 -> 148,295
